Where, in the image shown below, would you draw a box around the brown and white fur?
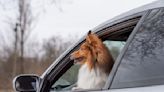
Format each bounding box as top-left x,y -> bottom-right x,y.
70,31 -> 114,90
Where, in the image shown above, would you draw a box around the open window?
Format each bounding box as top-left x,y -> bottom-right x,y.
43,15 -> 143,92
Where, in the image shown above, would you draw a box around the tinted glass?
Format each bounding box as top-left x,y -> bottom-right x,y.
111,8 -> 164,88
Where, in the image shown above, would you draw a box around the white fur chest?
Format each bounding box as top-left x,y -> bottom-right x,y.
77,64 -> 108,89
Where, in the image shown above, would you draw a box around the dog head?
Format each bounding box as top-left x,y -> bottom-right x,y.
70,42 -> 92,65
70,31 -> 102,70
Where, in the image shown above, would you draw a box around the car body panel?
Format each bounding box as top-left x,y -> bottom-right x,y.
66,85 -> 164,92
109,85 -> 164,92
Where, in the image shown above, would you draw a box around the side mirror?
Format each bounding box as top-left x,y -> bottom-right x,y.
13,74 -> 40,92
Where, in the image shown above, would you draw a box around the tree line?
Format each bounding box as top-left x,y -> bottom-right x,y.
0,35 -> 75,90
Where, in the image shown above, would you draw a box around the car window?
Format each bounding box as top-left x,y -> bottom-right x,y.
46,15 -> 142,92
111,8 -> 164,89
50,40 -> 125,92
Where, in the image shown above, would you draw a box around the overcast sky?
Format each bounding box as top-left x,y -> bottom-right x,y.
32,0 -> 157,41
1,0 -> 157,41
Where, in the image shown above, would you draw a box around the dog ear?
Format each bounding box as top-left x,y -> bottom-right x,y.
86,31 -> 92,44
88,30 -> 92,35
86,30 -> 100,45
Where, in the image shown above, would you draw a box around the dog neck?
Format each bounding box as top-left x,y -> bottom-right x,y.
77,63 -> 108,89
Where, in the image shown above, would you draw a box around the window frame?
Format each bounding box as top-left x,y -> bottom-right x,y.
39,12 -> 146,92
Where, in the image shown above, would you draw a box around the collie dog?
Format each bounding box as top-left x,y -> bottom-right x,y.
70,31 -> 114,90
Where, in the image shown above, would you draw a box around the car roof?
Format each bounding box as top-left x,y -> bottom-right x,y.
93,0 -> 164,31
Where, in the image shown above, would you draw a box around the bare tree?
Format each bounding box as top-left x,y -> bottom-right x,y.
42,36 -> 64,62
41,36 -> 75,63
0,0 -> 76,90
9,0 -> 34,76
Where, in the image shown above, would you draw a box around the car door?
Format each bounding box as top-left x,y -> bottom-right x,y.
39,11 -> 145,92
106,8 -> 164,92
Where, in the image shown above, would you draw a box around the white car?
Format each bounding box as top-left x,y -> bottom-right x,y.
13,0 -> 164,92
